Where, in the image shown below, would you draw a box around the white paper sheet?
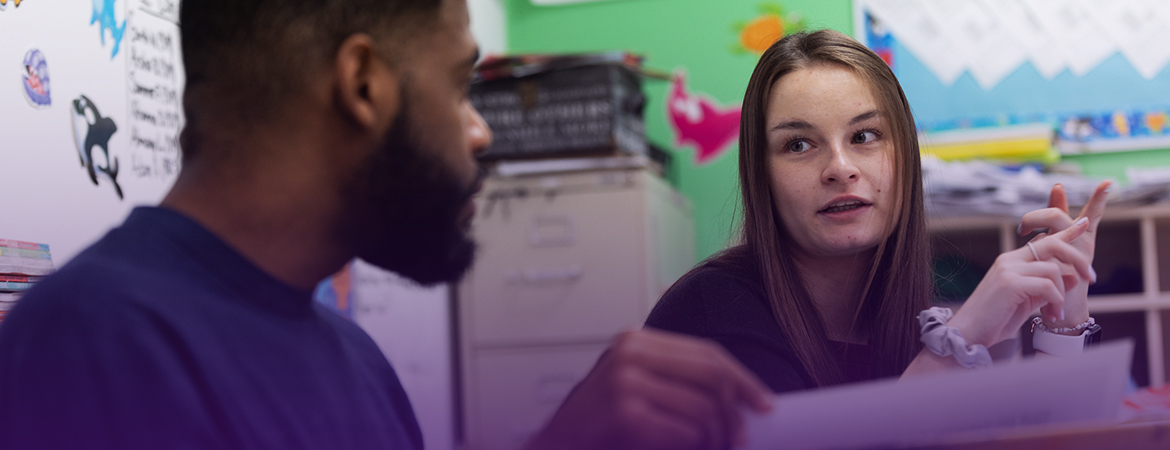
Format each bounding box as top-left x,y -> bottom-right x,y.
861,0 -> 1170,87
743,340 -> 1133,450
1018,0 -> 1117,76
866,0 -> 968,85
1087,0 -> 1170,79
982,0 -> 1066,79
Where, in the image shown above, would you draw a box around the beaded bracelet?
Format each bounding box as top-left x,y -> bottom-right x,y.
1031,316 -> 1095,334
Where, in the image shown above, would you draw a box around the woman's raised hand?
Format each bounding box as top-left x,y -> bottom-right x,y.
1017,181 -> 1111,334
949,181 -> 1110,348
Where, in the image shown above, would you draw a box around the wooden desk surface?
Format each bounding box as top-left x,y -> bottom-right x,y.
917,420 -> 1170,450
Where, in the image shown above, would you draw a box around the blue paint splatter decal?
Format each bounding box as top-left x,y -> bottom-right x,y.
21,49 -> 50,108
90,0 -> 125,59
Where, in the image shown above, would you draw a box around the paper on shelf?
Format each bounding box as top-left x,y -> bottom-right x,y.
743,340 -> 1133,450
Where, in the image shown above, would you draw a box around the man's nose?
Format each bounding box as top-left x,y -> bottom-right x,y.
466,102 -> 492,156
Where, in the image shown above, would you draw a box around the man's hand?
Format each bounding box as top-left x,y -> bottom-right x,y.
525,329 -> 773,450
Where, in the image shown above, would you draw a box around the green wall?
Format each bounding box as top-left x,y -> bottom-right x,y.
507,0 -> 853,262
1063,149 -> 1170,180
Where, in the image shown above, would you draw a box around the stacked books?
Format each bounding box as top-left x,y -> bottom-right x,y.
0,239 -> 54,324
919,123 -> 1057,163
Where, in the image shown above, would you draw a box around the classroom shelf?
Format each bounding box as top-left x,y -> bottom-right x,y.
930,203 -> 1170,388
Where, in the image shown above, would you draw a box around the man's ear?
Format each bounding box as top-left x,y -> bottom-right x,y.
334,34 -> 401,132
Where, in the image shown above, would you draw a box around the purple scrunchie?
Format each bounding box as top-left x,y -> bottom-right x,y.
918,307 -> 993,369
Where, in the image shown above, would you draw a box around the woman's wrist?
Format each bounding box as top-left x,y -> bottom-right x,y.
918,307 -> 993,369
944,312 -> 989,348
1044,315 -> 1090,336
1046,284 -> 1091,336
1045,302 -> 1090,336
1034,316 -> 1095,334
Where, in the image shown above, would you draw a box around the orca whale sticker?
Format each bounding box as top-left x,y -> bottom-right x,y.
70,95 -> 123,199
21,49 -> 50,108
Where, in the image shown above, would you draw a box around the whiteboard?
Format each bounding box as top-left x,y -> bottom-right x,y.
2,2 -> 505,449
348,260 -> 455,450
0,0 -> 183,264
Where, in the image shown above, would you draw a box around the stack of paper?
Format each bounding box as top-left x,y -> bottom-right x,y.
743,341 -> 1133,449
921,155 -> 1109,218
0,238 -> 54,324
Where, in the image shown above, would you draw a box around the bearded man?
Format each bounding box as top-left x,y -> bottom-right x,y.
0,1 -> 771,449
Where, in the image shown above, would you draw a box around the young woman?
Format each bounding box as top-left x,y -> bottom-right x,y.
646,29 -> 1108,392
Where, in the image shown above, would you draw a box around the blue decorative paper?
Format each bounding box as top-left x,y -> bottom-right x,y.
863,11 -> 1170,137
91,0 -> 125,59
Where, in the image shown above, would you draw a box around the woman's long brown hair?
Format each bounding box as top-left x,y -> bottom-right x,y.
714,30 -> 933,387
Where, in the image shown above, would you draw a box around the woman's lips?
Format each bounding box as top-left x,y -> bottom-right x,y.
820,200 -> 868,213
817,202 -> 871,220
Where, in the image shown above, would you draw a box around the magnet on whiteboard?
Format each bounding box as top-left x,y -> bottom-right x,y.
20,49 -> 50,108
70,94 -> 124,199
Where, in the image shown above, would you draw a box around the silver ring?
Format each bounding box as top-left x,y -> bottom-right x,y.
1027,241 -> 1040,262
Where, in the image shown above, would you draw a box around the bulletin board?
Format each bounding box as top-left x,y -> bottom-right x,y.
853,0 -> 1170,145
0,0 -> 183,263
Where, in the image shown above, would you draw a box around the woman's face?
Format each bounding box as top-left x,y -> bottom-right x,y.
765,63 -> 897,258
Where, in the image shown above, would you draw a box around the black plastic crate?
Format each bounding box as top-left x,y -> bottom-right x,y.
470,63 -> 646,161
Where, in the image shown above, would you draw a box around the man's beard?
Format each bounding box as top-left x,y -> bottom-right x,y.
339,95 -> 482,286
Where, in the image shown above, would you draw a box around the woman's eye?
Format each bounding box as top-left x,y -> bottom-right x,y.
787,140 -> 811,153
852,130 -> 879,144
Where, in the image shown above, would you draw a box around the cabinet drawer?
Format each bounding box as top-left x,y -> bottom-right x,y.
465,180 -> 647,345
465,344 -> 607,450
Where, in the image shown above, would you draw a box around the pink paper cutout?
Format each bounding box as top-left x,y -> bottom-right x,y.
667,72 -> 741,165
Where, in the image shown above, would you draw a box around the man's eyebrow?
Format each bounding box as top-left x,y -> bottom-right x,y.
849,110 -> 881,125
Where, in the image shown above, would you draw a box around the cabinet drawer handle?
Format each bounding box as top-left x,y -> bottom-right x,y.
507,266 -> 583,284
535,373 -> 583,404
528,216 -> 575,247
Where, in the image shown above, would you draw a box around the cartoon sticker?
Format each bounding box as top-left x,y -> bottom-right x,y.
731,3 -> 805,56
70,95 -> 123,199
1057,108 -> 1170,144
864,12 -> 894,68
1147,112 -> 1168,135
314,262 -> 354,320
667,73 -> 741,165
20,49 -> 50,108
90,0 -> 126,59
1112,110 -> 1131,137
0,0 -> 24,11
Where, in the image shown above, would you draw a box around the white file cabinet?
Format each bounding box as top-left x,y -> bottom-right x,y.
459,168 -> 695,450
